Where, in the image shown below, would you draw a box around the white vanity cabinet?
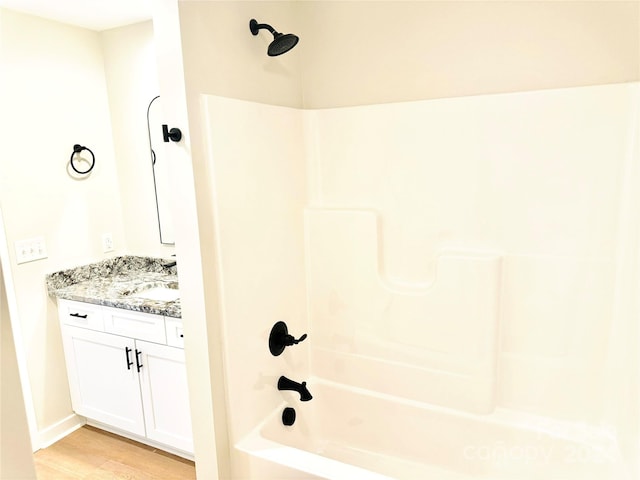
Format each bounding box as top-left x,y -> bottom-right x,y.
58,299 -> 193,455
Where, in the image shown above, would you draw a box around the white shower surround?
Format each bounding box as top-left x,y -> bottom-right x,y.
237,379 -> 625,480
203,82 -> 639,479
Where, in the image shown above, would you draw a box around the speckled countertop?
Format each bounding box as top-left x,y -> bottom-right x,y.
46,256 -> 181,318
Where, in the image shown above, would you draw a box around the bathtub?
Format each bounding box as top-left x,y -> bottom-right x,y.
237,378 -> 629,480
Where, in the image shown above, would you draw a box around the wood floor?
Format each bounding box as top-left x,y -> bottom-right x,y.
33,426 -> 196,480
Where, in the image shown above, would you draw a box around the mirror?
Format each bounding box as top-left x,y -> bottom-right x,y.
147,96 -> 175,244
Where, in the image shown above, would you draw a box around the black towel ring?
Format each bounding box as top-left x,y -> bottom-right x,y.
69,144 -> 95,175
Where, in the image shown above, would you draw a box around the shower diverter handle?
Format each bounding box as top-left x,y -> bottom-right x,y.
269,321 -> 307,356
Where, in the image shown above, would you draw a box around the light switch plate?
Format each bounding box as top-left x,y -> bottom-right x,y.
15,237 -> 47,264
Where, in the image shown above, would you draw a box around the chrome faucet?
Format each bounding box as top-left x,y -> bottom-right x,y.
277,376 -> 312,401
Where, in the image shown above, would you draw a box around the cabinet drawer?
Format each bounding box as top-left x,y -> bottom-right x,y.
103,306 -> 166,344
58,300 -> 104,331
165,318 -> 184,348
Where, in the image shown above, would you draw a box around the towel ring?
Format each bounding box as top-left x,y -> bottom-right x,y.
69,144 -> 95,175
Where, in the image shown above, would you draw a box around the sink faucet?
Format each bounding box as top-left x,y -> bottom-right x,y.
277,376 -> 312,401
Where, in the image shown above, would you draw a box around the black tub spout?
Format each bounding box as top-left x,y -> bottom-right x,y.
277,376 -> 312,401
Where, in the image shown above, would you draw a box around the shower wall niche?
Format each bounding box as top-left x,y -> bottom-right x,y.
203,83 -> 637,462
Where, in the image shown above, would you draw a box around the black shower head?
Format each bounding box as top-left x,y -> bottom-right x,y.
249,19 -> 299,57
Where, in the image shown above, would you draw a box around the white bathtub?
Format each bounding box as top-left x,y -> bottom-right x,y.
237,378 -> 630,480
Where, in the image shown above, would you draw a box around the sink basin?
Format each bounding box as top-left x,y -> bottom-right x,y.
131,286 -> 180,302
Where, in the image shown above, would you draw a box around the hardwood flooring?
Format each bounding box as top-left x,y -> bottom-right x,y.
33,426 -> 196,480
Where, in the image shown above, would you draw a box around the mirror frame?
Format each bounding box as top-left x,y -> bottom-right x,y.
147,95 -> 175,245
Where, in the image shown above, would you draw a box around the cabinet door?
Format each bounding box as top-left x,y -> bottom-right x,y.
61,325 -> 145,436
137,340 -> 193,454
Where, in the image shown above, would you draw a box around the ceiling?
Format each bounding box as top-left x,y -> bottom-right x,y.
0,0 -> 152,31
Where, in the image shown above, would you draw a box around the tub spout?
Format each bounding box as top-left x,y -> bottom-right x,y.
277,376 -> 312,401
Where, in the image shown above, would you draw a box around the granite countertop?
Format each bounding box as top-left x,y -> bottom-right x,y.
46,256 -> 181,318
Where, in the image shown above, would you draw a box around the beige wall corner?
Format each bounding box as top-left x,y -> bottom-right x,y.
0,277 -> 37,479
151,0 -> 230,478
1,248 -> 37,478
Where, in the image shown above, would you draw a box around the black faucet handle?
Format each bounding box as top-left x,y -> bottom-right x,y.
269,321 -> 308,356
287,333 -> 307,345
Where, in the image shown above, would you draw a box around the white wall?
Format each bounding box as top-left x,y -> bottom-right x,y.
0,8 -> 128,442
604,84 -> 640,475
298,1 -> 640,108
203,96 -> 308,445
175,1 -> 640,110
0,8 -> 170,448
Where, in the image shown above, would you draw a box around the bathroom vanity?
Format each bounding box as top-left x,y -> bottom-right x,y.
46,256 -> 192,458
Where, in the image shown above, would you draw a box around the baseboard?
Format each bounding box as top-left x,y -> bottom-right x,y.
35,414 -> 194,462
86,420 -> 195,461
36,413 -> 86,450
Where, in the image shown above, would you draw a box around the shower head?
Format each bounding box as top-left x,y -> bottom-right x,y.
249,19 -> 299,57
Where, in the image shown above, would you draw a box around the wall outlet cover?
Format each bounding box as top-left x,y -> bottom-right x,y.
102,233 -> 114,253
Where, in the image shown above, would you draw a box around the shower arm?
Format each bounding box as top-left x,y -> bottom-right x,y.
250,20 -> 278,36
